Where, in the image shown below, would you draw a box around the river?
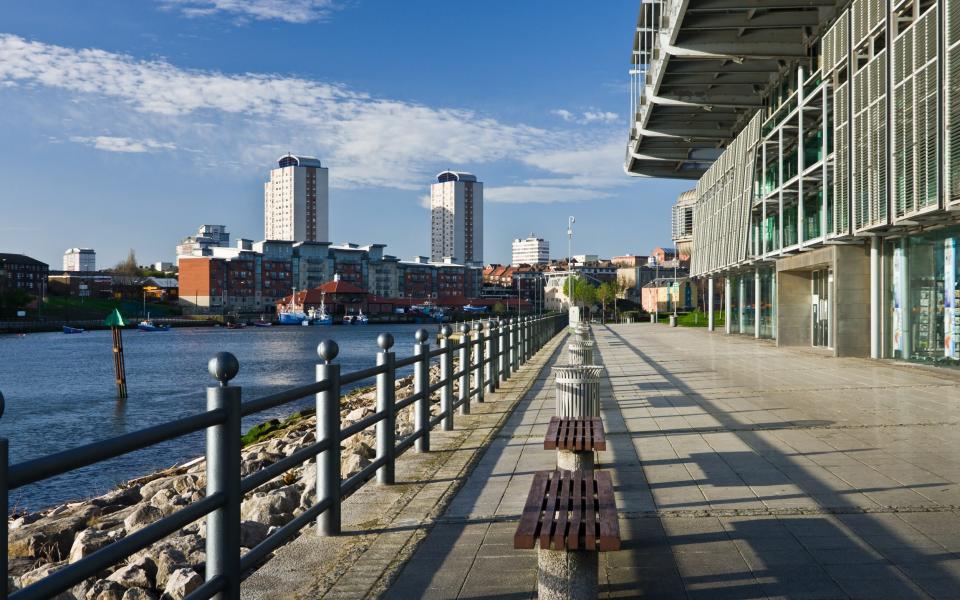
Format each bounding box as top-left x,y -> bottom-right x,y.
0,323 -> 438,512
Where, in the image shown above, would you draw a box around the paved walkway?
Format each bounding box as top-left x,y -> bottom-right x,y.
386,324 -> 960,599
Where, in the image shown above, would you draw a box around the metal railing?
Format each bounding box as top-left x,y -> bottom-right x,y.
0,313 -> 567,600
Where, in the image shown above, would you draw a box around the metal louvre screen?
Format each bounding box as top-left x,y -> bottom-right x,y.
689,113 -> 760,277
853,50 -> 888,231
893,6 -> 940,219
948,0 -> 960,205
834,82 -> 851,235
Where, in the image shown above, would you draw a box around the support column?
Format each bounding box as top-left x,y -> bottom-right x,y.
755,269 -> 761,339
725,277 -> 732,334
870,236 -> 881,359
708,277 -> 715,332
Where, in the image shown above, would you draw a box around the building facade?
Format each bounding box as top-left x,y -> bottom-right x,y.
264,154 -> 329,243
511,235 -> 549,265
0,254 -> 48,298
176,225 -> 231,262
63,248 -> 95,272
430,171 -> 483,265
626,0 -> 960,364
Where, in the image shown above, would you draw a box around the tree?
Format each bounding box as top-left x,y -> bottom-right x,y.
493,301 -> 507,315
113,249 -> 139,276
597,282 -> 617,323
563,276 -> 597,309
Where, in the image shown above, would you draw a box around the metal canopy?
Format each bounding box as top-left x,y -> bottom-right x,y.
626,0 -> 843,180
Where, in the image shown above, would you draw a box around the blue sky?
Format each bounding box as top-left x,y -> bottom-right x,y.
0,0 -> 690,268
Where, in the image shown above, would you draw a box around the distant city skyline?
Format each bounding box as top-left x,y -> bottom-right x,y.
0,1 -> 690,268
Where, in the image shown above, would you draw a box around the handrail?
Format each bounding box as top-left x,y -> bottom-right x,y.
0,313 -> 568,600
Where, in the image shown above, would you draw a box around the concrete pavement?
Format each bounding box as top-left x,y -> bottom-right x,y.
386,323 -> 960,599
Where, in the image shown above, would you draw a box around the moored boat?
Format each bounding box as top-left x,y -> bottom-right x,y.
62,325 -> 85,334
138,320 -> 170,332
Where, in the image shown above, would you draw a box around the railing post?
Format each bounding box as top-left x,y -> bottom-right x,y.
376,333 -> 396,484
475,323 -> 485,403
317,340 -> 341,536
517,316 -> 526,366
458,323 -> 471,415
205,353 -> 242,600
499,318 -> 509,383
414,329 -> 431,453
440,325 -> 454,431
525,316 -> 532,362
511,317 -> 519,373
487,320 -> 498,393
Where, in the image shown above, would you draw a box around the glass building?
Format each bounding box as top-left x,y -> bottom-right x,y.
631,0 -> 960,364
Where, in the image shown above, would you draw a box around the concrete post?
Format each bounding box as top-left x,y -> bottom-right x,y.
440,325 -> 454,431
537,547 -> 598,600
413,329 -> 430,453
458,324 -> 471,415
486,321 -> 497,393
755,269 -> 761,339
725,278 -> 732,334
870,236 -> 881,359
707,277 -> 715,332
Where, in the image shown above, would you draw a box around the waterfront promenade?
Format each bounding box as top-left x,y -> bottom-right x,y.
381,324 -> 960,599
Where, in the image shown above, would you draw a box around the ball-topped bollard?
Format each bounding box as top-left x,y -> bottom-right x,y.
208,352 -> 239,387
415,328 -> 429,343
317,339 -> 339,364
0,390 -> 5,419
440,324 -> 453,338
378,332 -> 395,351
460,323 -> 471,334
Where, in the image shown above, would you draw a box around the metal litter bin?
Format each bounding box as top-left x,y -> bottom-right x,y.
568,340 -> 594,365
669,315 -> 677,327
553,365 -> 604,417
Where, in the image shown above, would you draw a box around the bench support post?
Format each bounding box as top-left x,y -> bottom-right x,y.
537,547 -> 598,600
557,449 -> 594,472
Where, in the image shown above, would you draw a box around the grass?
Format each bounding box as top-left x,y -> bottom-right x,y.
655,310 -> 725,328
42,296 -> 181,321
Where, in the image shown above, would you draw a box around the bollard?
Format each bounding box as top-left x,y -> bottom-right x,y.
205,352 -> 242,600
524,317 -> 531,362
474,324 -> 485,403
317,340 -> 341,535
376,333 -> 396,484
487,321 -> 498,393
517,316 -> 526,367
553,365 -> 604,418
414,329 -> 430,453
510,318 -> 519,373
458,323 -> 471,415
440,325 -> 454,431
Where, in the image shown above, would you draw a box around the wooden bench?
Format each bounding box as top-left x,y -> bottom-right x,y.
544,416 -> 605,471
515,469 -> 620,599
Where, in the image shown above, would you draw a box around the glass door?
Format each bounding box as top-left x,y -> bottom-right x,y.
812,269 -> 832,347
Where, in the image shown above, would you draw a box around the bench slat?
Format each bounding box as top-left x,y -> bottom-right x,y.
551,470 -> 572,550
584,470 -> 596,550
539,469 -> 563,550
514,471 -> 550,549
544,417 -> 560,450
569,469 -> 582,551
594,418 -> 606,451
596,471 -> 621,551
544,416 -> 606,452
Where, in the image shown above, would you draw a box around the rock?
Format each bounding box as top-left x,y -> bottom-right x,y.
138,478 -> 170,503
69,529 -> 112,564
169,475 -> 202,496
344,406 -> 373,422
107,563 -> 152,589
90,486 -> 142,511
19,560 -> 65,588
161,568 -> 201,600
9,514 -> 88,561
86,579 -> 125,600
121,589 -> 157,600
341,452 -> 370,479
240,520 -> 270,548
147,548 -> 187,590
123,505 -> 163,533
240,487 -> 297,526
148,489 -> 188,516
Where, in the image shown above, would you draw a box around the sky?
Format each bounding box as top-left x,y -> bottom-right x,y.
0,0 -> 691,269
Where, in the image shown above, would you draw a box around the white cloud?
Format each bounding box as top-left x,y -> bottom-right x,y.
419,194 -> 432,209
159,0 -> 341,23
582,111 -> 618,124
486,186 -> 614,204
69,135 -> 177,153
550,108 -> 619,125
0,34 -> 631,204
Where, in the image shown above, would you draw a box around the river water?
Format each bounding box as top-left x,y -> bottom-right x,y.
0,323 -> 437,511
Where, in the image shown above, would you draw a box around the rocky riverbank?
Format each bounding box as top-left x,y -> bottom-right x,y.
8,363 -> 459,599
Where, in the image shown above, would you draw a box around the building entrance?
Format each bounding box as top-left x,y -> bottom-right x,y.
812,269 -> 832,347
